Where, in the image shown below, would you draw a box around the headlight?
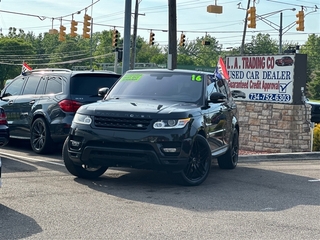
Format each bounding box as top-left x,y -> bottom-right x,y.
73,113 -> 92,125
153,118 -> 190,129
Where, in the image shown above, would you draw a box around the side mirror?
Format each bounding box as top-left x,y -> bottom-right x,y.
98,87 -> 109,97
209,92 -> 227,103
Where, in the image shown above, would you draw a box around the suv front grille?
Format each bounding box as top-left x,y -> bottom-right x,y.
94,116 -> 152,130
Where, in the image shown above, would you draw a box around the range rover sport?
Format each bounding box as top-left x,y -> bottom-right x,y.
63,69 -> 240,186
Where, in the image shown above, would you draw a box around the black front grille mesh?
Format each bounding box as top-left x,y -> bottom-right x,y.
94,116 -> 152,130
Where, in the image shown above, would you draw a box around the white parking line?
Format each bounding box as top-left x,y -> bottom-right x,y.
308,179 -> 320,182
0,152 -> 64,167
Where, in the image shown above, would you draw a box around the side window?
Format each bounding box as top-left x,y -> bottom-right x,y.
206,75 -> 217,100
216,78 -> 231,99
22,75 -> 41,95
2,77 -> 26,97
36,77 -> 46,94
45,76 -> 62,94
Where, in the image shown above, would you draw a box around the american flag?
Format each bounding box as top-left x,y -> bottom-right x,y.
215,57 -> 230,81
22,62 -> 32,74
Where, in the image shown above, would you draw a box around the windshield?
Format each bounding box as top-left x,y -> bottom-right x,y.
107,71 -> 204,103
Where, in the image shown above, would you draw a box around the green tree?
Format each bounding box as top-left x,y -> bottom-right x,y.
307,71 -> 320,99
246,33 -> 278,54
177,34 -> 221,67
94,30 -> 117,67
0,37 -> 35,88
134,35 -> 165,64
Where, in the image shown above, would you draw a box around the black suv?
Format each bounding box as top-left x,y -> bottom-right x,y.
0,69 -> 120,154
63,69 -> 239,186
308,101 -> 320,123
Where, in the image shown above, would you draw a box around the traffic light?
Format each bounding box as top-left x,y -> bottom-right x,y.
296,10 -> 304,31
149,32 -> 155,45
59,25 -> 66,41
179,33 -> 186,47
247,6 -> 256,29
112,29 -> 119,47
83,14 -> 91,38
70,20 -> 78,37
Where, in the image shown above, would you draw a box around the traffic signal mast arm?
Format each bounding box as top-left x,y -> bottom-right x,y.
245,6 -> 317,33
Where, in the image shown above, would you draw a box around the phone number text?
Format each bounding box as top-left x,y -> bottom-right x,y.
249,93 -> 291,102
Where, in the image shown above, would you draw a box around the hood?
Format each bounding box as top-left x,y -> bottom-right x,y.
77,98 -> 203,118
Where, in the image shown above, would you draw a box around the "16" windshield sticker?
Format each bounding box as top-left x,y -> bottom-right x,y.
191,74 -> 202,82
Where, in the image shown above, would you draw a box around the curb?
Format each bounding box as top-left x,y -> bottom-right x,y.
239,152 -> 320,162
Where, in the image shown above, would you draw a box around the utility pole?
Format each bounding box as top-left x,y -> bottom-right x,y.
168,0 -> 177,70
130,0 -> 141,70
90,0 -> 93,69
279,12 -> 283,54
122,0 -> 132,74
240,0 -> 251,54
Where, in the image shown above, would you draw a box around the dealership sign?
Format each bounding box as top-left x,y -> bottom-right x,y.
226,55 -> 294,103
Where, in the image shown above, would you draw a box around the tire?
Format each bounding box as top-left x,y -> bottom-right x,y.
218,129 -> 239,169
30,117 -> 54,154
172,135 -> 211,186
63,137 -> 108,179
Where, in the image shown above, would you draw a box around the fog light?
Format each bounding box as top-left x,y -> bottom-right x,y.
162,148 -> 178,153
70,140 -> 81,147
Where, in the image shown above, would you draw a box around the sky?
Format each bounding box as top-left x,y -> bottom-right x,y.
0,0 -> 319,49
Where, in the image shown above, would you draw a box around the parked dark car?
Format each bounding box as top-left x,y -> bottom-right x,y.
308,101 -> 320,123
0,107 -> 10,187
0,69 -> 121,154
275,56 -> 294,66
63,69 -> 240,186
231,90 -> 246,99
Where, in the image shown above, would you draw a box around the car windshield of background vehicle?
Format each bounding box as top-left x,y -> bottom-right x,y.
107,72 -> 204,103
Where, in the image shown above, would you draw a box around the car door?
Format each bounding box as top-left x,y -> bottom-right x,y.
0,76 -> 26,137
204,75 -> 228,151
13,75 -> 43,138
216,78 -> 236,147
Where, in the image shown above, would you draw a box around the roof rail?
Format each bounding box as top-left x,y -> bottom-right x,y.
22,68 -> 72,75
31,68 -> 72,72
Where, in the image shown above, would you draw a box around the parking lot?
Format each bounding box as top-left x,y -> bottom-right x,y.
0,142 -> 319,240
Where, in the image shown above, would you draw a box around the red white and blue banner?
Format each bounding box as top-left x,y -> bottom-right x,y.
22,62 -> 32,74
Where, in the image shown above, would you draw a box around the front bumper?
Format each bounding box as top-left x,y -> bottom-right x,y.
67,124 -> 194,171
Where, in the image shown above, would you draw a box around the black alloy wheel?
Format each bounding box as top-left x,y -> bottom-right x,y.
172,135 -> 211,186
63,137 -> 108,179
30,118 -> 53,154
